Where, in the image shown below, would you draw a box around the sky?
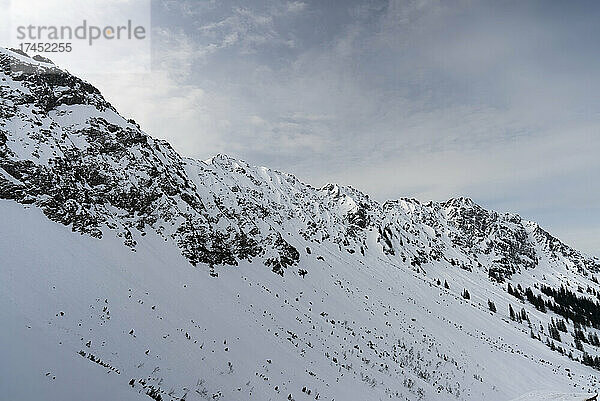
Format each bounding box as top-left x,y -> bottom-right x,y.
5,0 -> 600,256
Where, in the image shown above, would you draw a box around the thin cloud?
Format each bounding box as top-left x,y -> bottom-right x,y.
79,0 -> 600,255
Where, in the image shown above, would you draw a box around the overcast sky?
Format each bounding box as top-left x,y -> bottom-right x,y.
79,0 -> 599,256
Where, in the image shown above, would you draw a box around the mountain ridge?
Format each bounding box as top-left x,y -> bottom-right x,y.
2,46 -> 600,401
2,47 -> 597,272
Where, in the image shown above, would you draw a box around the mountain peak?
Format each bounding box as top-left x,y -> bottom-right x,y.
443,196 -> 478,208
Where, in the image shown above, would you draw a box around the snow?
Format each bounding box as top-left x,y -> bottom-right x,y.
2,46 -> 600,401
0,47 -> 60,69
1,200 -> 599,401
510,392 -> 597,401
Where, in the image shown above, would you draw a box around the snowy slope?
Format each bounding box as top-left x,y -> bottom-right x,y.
2,47 -> 600,401
509,392 -> 597,401
3,201 -> 599,401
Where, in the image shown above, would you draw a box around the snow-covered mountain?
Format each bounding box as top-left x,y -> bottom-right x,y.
1,47 -> 600,401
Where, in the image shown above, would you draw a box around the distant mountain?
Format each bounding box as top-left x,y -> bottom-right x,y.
2,47 -> 600,401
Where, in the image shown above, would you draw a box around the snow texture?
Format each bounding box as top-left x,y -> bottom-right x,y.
2,47 -> 600,401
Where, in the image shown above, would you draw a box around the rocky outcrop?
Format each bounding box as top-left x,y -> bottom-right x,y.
0,47 -> 598,281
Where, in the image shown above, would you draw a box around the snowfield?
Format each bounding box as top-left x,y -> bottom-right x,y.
2,200 -> 599,400
510,392 -> 597,401
1,47 -> 600,400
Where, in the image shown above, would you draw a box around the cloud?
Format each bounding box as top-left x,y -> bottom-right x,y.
194,1 -> 306,52
78,0 -> 600,255
286,1 -> 307,14
86,27 -> 228,155
317,123 -> 600,255
324,124 -> 599,201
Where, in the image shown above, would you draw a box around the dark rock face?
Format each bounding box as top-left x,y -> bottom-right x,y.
443,198 -> 538,279
1,53 -> 112,113
1,48 -> 598,281
265,233 -> 300,276
32,55 -> 54,64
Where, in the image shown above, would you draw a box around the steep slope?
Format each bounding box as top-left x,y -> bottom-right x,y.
509,393 -> 598,401
1,47 -> 600,401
